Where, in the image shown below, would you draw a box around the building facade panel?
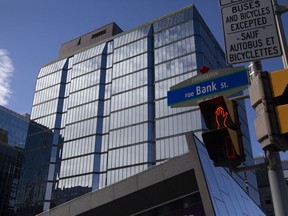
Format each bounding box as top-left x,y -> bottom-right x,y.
0,106 -> 29,148
15,122 -> 54,215
0,144 -> 23,216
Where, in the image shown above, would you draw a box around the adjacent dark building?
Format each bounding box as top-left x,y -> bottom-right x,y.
0,143 -> 23,216
0,105 -> 55,216
15,122 -> 54,216
0,106 -> 29,149
0,105 -> 29,216
254,156 -> 288,216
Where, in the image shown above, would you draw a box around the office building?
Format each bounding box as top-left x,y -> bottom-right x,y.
30,5 -> 259,210
15,121 -> 54,216
0,144 -> 23,216
37,133 -> 265,216
0,105 -> 29,216
0,105 -> 29,148
0,105 -> 55,216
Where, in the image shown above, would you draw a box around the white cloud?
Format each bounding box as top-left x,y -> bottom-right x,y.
0,49 -> 14,106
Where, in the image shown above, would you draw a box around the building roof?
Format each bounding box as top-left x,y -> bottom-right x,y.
58,22 -> 123,58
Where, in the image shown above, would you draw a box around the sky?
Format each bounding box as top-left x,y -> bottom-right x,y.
0,0 -> 288,158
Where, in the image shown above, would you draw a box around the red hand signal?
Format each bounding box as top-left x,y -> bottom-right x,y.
215,106 -> 228,129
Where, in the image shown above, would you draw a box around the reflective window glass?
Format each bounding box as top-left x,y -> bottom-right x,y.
68,85 -> 100,108
153,7 -> 193,33
154,21 -> 194,48
110,104 -> 148,129
112,53 -> 148,78
35,71 -> 62,91
70,70 -> 101,93
114,38 -> 148,63
154,37 -> 195,64
111,69 -> 148,94
73,44 -> 105,63
66,101 -> 98,124
114,26 -> 150,48
110,86 -> 148,111
109,123 -> 148,148
154,54 -> 197,82
38,59 -> 67,78
33,85 -> 61,105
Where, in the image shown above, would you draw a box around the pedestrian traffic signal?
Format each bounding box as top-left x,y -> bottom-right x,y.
199,96 -> 245,167
269,69 -> 288,151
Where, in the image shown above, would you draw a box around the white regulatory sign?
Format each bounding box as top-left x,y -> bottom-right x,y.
219,0 -> 244,6
221,0 -> 282,65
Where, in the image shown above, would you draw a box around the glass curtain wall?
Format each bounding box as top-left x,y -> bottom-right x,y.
153,7 -> 229,164
0,144 -> 23,216
153,6 -> 259,203
154,8 -> 200,164
31,59 -> 68,209
56,44 -> 109,204
106,25 -> 154,186
30,5 -> 259,208
0,106 -> 29,148
15,122 -> 53,216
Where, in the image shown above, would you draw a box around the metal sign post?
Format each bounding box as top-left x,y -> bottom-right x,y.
249,61 -> 288,216
219,1 -> 288,215
273,0 -> 288,68
247,1 -> 288,215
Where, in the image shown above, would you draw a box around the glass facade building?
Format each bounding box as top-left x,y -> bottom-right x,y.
0,105 -> 55,215
15,122 -> 54,216
0,106 -> 29,148
30,5 -> 259,210
0,144 -> 23,216
0,105 -> 29,216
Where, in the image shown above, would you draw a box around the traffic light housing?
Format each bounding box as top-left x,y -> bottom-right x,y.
269,69 -> 288,150
250,70 -> 288,151
199,96 -> 245,167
